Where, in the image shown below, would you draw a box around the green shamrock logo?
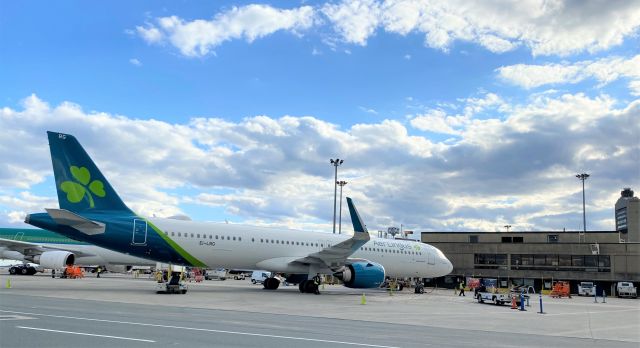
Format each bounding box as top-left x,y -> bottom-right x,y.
414,244 -> 421,251
60,166 -> 106,208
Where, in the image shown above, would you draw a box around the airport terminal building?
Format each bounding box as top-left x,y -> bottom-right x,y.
421,188 -> 640,295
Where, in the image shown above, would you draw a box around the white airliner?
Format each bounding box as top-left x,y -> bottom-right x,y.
0,227 -> 156,274
26,131 -> 453,293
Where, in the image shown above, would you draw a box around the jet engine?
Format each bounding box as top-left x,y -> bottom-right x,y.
33,251 -> 75,269
0,248 -> 26,261
334,261 -> 385,288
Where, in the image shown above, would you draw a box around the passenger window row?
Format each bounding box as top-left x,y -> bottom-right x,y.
165,231 -> 328,248
360,246 -> 421,255
166,231 -> 242,242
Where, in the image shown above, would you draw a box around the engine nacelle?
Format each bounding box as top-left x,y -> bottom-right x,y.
0,249 -> 26,261
34,251 -> 75,269
335,261 -> 385,288
105,265 -> 132,273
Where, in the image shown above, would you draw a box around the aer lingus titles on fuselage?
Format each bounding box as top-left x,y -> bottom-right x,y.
26,131 -> 452,292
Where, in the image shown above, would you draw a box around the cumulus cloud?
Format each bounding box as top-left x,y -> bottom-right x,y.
0,93 -> 637,232
410,92 -> 505,135
497,55 -> 640,89
135,1 -> 640,57
137,4 -> 316,57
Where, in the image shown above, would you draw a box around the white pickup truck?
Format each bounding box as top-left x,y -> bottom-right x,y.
476,286 -> 531,306
617,282 -> 637,298
476,289 -> 511,305
578,282 -> 595,296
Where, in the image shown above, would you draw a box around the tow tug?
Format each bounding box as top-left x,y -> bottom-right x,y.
156,273 -> 188,294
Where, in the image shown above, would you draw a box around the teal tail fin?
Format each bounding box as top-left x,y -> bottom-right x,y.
346,197 -> 368,234
47,131 -> 132,213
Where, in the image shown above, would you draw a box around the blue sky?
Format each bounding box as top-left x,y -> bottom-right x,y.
1,1 -> 639,233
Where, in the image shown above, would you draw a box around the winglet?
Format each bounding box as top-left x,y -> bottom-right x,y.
347,197 -> 367,234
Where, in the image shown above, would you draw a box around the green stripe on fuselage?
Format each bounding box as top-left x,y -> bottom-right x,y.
0,227 -> 89,245
143,219 -> 207,268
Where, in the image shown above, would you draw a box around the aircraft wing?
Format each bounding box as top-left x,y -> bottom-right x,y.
292,198 -> 370,270
0,237 -> 96,258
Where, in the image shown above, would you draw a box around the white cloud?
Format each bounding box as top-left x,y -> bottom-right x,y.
321,0 -> 381,46
136,1 -> 640,57
628,80 -> 640,96
497,55 -> 640,89
137,4 -> 316,57
0,93 -> 637,232
129,58 -> 142,66
136,25 -> 164,44
410,92 -> 505,135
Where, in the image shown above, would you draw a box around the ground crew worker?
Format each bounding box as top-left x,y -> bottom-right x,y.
96,266 -> 101,278
313,273 -> 322,295
458,281 -> 465,296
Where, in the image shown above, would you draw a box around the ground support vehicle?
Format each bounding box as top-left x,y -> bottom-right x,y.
476,291 -> 511,305
578,282 -> 595,296
251,271 -> 271,284
617,282 -> 637,298
549,281 -> 571,298
8,264 -> 38,275
156,274 -> 188,294
60,265 -> 84,279
204,268 -> 227,281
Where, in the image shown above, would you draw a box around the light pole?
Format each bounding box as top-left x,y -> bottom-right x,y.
576,173 -> 590,233
337,180 -> 347,234
504,225 -> 512,233
330,158 -> 343,234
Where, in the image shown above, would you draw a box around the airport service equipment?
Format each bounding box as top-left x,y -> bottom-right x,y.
476,290 -> 511,305
8,264 -> 41,275
251,271 -> 272,284
204,268 -> 227,281
156,274 -> 188,294
616,282 -> 637,298
578,282 -> 595,296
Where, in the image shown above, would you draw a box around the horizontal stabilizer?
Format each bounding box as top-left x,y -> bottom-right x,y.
45,208 -> 105,235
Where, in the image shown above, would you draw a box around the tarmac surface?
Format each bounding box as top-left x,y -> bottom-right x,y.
0,273 -> 638,347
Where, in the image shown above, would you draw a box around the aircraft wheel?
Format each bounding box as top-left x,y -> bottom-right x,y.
263,277 -> 280,290
304,281 -> 317,293
20,267 -> 28,275
414,284 -> 424,294
28,267 -> 37,275
9,267 -> 17,275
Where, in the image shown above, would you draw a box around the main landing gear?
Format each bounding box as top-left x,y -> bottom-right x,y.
263,277 -> 281,290
298,280 -> 318,294
414,283 -> 425,294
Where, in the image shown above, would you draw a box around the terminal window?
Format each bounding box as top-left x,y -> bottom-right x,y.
469,235 -> 478,243
511,254 -> 610,272
547,234 -> 559,243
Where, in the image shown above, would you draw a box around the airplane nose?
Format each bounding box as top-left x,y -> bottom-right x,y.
446,259 -> 453,274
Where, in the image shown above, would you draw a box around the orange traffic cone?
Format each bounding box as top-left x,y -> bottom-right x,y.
511,295 -> 517,309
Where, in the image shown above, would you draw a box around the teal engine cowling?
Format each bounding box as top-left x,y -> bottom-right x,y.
335,261 -> 385,288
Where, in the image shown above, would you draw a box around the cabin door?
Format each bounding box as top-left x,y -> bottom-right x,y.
132,219 -> 148,245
